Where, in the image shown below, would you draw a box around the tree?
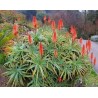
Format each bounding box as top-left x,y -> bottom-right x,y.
19,10 -> 37,20
86,10 -> 98,35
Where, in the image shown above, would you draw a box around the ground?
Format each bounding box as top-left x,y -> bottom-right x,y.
0,66 -> 8,87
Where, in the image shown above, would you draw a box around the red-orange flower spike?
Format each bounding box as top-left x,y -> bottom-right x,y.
60,19 -> 63,28
81,44 -> 86,56
79,37 -> 83,44
58,19 -> 63,30
58,21 -> 61,30
70,26 -> 77,41
48,17 -> 51,24
43,16 -> 47,22
87,39 -> 91,52
28,34 -> 32,44
54,49 -> 58,58
52,31 -> 57,43
32,16 -> 37,28
70,25 -> 74,35
13,24 -> 18,36
51,20 -> 55,30
93,57 -> 96,65
72,33 -> 77,42
39,42 -> 44,56
90,52 -> 94,61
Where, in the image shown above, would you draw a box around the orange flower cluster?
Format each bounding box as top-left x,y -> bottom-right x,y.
43,16 -> 51,24
80,39 -> 96,66
90,52 -> 96,66
13,24 -> 18,36
51,20 -> 58,58
47,17 -> 51,24
28,35 -> 44,57
58,19 -> 63,30
81,44 -> 86,56
52,30 -> 57,43
43,16 -> 47,23
39,42 -> 44,57
70,26 -> 77,42
81,39 -> 92,56
86,39 -> 91,52
51,20 -> 56,30
28,34 -> 33,44
94,57 -> 96,65
32,16 -> 37,28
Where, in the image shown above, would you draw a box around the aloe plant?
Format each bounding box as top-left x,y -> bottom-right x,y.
0,53 -> 6,64
4,25 -> 93,87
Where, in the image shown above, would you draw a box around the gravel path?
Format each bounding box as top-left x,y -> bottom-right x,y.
82,40 -> 98,73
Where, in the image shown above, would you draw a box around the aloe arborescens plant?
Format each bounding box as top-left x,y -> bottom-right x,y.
4,18 -> 93,87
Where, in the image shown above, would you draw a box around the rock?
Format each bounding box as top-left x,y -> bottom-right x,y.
91,35 -> 98,42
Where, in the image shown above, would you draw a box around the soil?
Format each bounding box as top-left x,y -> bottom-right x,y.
0,66 -> 8,87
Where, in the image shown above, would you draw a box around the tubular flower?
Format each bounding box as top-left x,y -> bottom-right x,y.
60,19 -> 63,28
90,52 -> 94,62
54,49 -> 58,58
93,57 -> 96,65
39,42 -> 44,56
52,31 -> 57,43
87,39 -> 91,52
51,20 -> 56,30
13,23 -> 18,36
32,16 -> 37,28
70,25 -> 75,35
81,44 -> 86,56
43,16 -> 47,23
47,17 -> 51,24
58,19 -> 63,30
28,34 -> 32,44
70,25 -> 77,41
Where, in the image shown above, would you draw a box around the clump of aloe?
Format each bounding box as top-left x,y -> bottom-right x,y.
4,16 -> 93,87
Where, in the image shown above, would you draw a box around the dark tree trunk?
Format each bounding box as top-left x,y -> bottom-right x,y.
84,10 -> 87,34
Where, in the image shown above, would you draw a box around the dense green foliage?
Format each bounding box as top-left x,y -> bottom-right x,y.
4,26 -> 93,87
